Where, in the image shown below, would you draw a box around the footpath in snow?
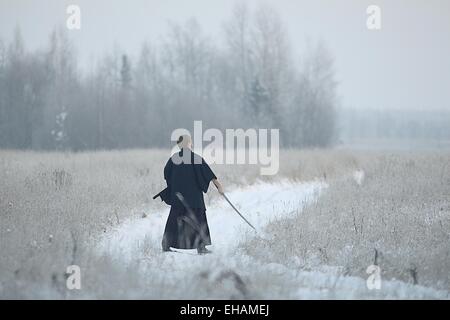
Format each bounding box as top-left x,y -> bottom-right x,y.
97,179 -> 322,260
95,180 -> 448,299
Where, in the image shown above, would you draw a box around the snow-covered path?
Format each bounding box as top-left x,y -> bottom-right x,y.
95,180 -> 448,299
97,179 -> 321,260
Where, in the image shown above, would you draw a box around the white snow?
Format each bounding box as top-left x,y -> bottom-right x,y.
95,179 -> 449,299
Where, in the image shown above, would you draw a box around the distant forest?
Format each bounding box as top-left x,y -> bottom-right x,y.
339,108 -> 450,145
0,4 -> 338,150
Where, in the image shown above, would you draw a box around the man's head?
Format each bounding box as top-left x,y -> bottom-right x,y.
177,134 -> 192,149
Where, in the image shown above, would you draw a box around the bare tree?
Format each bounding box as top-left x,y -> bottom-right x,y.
223,3 -> 253,118
0,5 -> 339,150
293,42 -> 338,147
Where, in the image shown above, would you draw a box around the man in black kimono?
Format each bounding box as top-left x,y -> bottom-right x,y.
161,135 -> 224,255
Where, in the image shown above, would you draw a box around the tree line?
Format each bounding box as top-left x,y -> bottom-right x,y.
339,107 -> 450,143
0,4 -> 337,151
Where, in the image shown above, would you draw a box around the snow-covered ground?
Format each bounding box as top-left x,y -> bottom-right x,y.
95,180 -> 449,299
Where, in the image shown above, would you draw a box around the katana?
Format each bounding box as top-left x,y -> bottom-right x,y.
222,193 -> 257,232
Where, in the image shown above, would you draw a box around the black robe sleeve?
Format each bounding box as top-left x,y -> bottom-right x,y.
164,158 -> 173,184
154,158 -> 173,205
194,157 -> 217,193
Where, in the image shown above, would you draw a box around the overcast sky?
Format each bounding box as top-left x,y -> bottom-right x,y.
1,0 -> 449,111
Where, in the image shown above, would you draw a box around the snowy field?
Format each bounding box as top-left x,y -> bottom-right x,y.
1,149 -> 449,299
95,180 -> 448,299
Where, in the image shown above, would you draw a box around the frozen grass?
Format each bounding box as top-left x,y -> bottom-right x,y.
243,151 -> 450,292
1,148 -> 448,298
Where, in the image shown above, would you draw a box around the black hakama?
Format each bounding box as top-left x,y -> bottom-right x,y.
161,149 -> 216,250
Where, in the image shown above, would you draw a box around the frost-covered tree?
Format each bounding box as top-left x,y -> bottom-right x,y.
248,76 -> 269,124
120,54 -> 132,89
290,42 -> 337,147
0,5 -> 340,150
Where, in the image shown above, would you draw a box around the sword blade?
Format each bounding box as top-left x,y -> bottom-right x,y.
222,193 -> 257,231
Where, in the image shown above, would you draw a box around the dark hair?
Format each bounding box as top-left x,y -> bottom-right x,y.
177,136 -> 183,144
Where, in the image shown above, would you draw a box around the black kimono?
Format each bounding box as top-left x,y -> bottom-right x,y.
161,149 -> 217,250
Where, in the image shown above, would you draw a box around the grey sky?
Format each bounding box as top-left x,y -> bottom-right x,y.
1,0 -> 449,110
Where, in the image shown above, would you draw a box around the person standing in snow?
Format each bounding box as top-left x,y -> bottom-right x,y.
159,134 -> 224,255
